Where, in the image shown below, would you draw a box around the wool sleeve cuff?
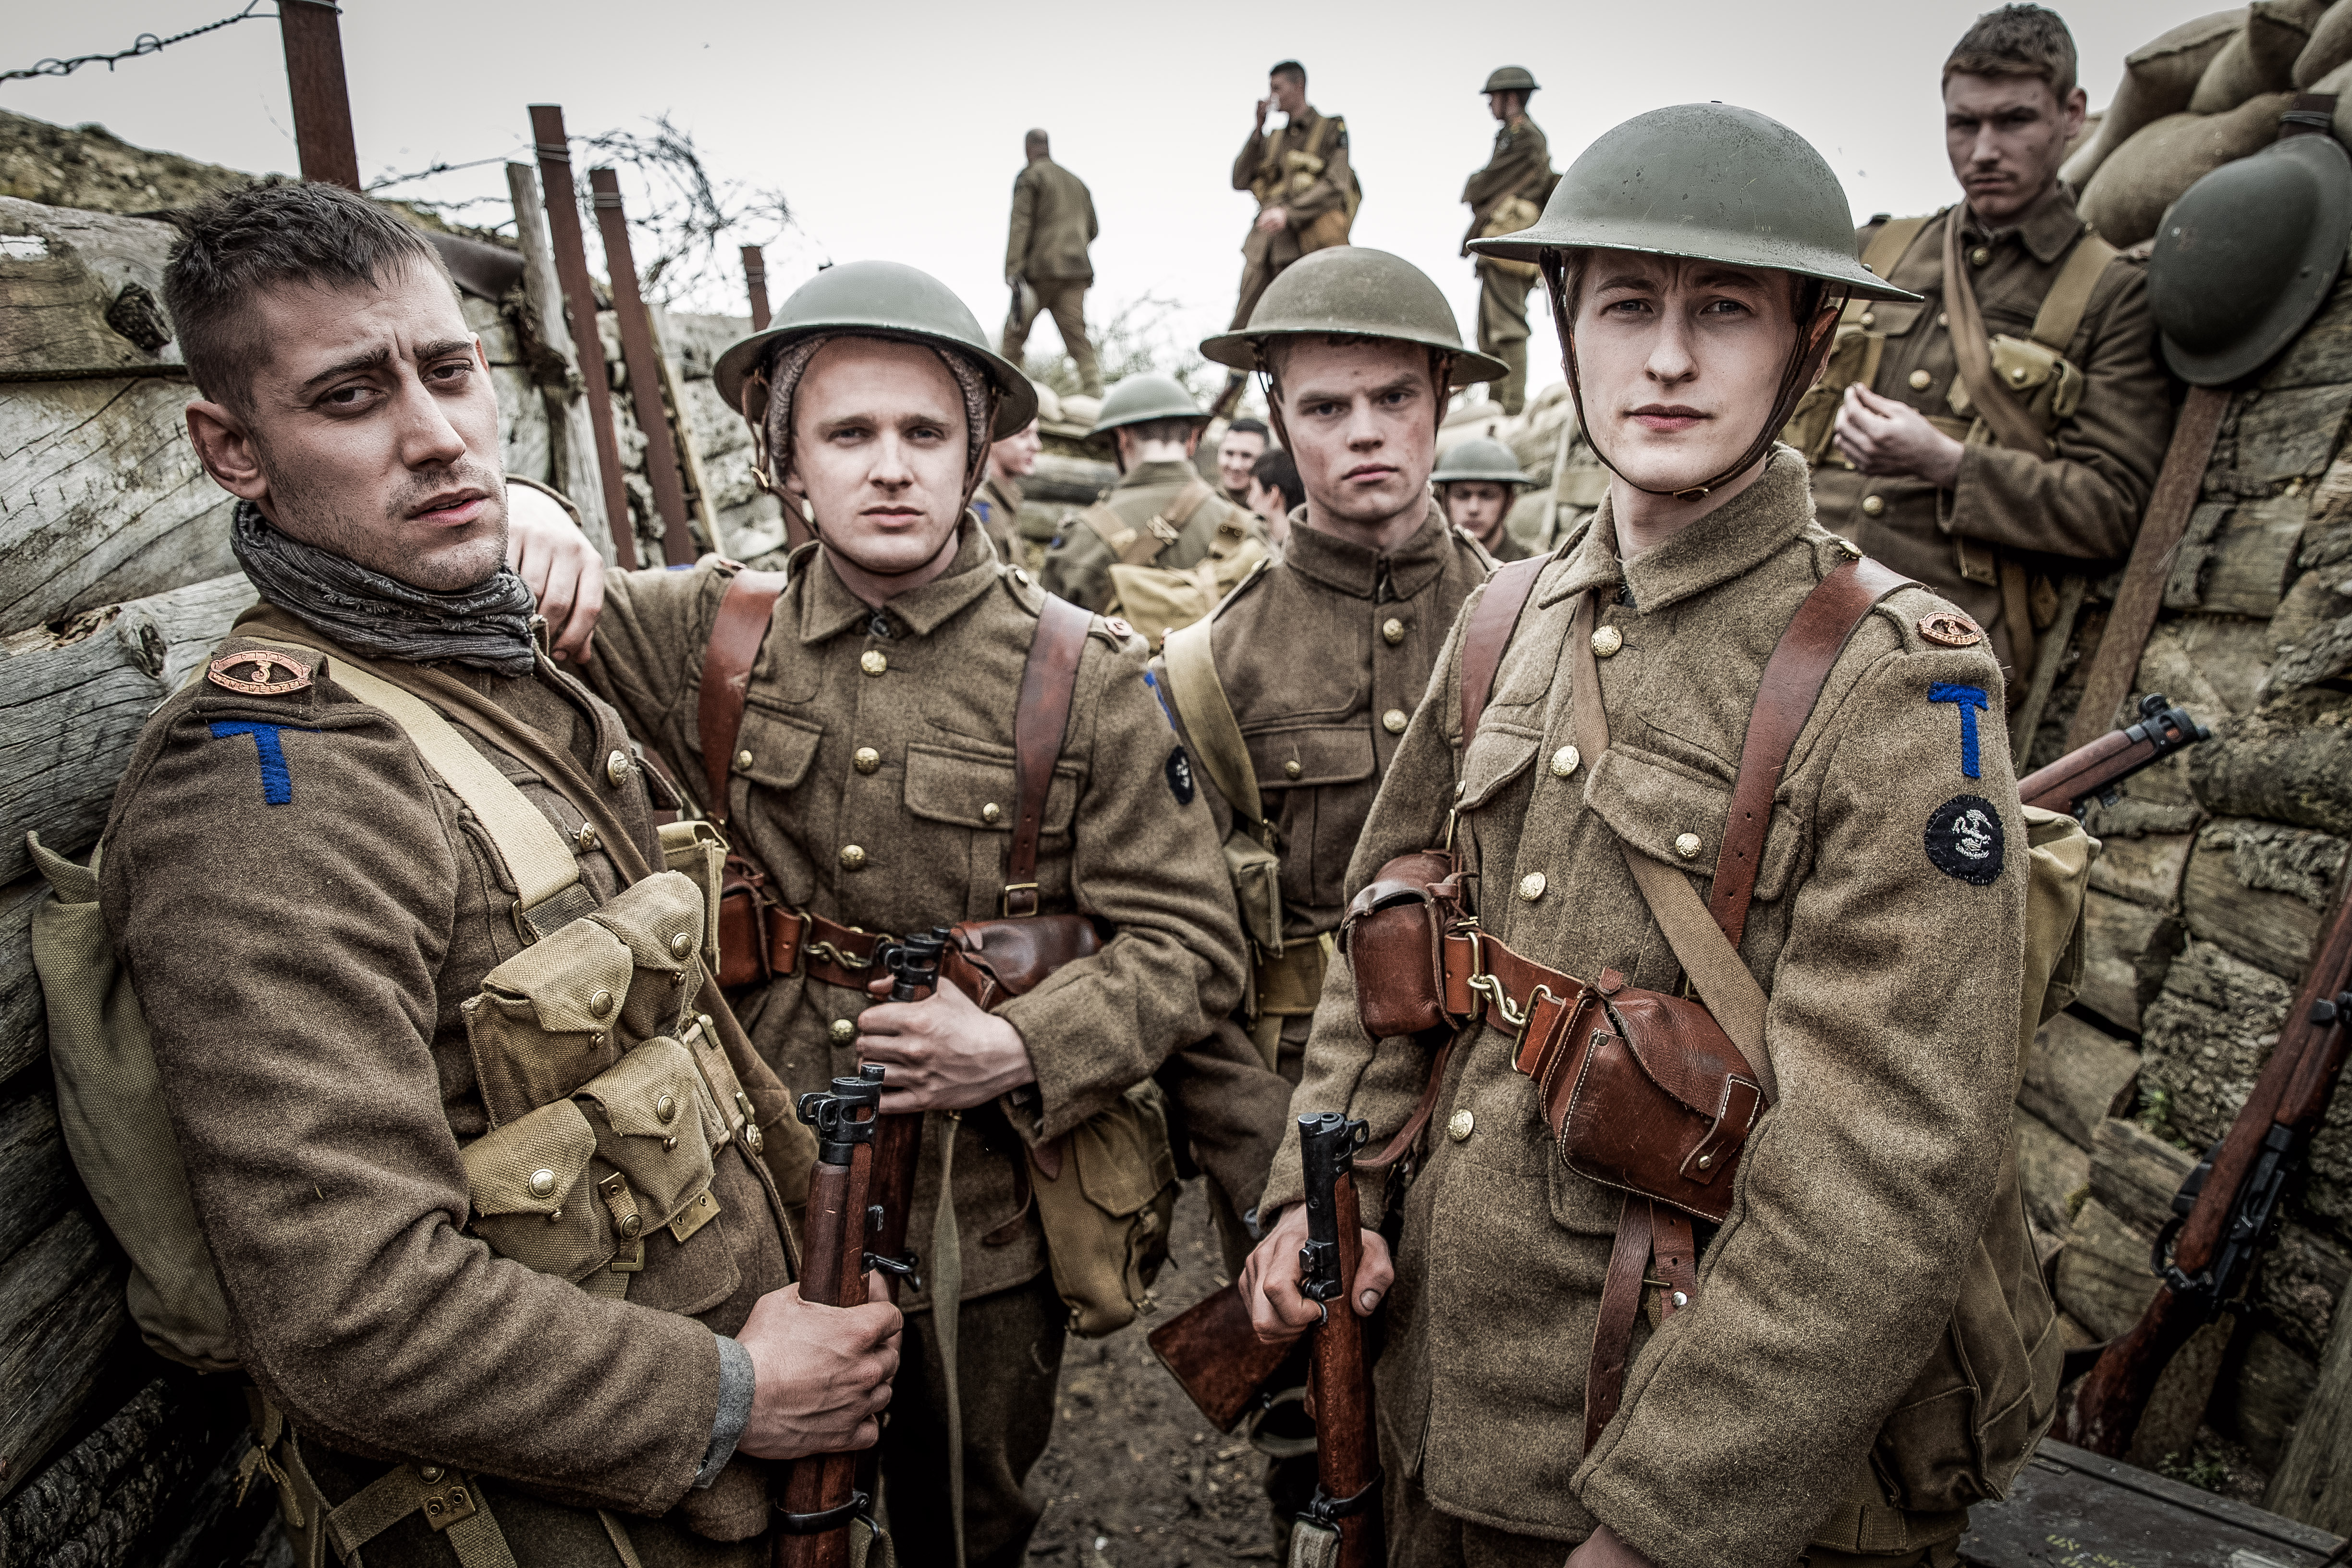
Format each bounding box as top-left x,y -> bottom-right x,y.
694,1334 -> 757,1488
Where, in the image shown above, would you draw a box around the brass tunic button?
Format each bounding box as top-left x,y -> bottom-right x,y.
830,1018 -> 857,1044
1858,310 -> 1875,328
1446,1108 -> 1474,1142
2009,364 -> 2030,384
1382,709 -> 1409,735
1675,832 -> 1703,859
853,747 -> 881,775
1970,245 -> 1992,267
982,802 -> 1003,824
840,844 -> 867,870
528,1169 -> 557,1199
1284,759 -> 1304,779
1012,567 -> 1033,586
656,1093 -> 678,1125
419,1465 -> 445,1483
619,1213 -> 643,1240
588,988 -> 615,1018
860,650 -> 888,676
1861,494 -> 1886,516
1908,369 -> 1933,391
734,748 -> 754,771
604,749 -> 632,787
1381,617 -> 1406,646
669,931 -> 694,958
1551,745 -> 1580,777
575,823 -> 599,852
1518,872 -> 1547,901
1591,625 -> 1623,658
1937,311 -> 1949,328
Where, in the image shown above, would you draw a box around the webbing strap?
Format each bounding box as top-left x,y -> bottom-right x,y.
1943,217 -> 2050,460
244,638 -> 583,917
327,1464 -> 520,1568
931,1114 -> 968,1568
2028,230 -> 2119,355
597,1510 -> 647,1568
1842,215 -> 1931,325
1162,618 -> 1264,827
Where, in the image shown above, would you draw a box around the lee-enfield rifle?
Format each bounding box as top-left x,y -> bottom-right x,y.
2019,692 -> 2207,817
863,930 -> 949,1300
1292,1113 -> 1382,1568
777,1066 -> 886,1568
2060,875 -> 2352,1455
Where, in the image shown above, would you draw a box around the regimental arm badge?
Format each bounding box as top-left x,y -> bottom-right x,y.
206,648 -> 316,696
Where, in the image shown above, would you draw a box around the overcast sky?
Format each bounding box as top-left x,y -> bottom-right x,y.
8,0 -> 2186,399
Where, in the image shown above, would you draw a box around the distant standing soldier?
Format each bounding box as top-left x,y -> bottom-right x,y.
1792,4 -> 2171,694
1214,61 -> 1361,416
1431,435 -> 1537,560
1460,66 -> 1556,414
1002,129 -> 1102,397
1039,373 -> 1260,614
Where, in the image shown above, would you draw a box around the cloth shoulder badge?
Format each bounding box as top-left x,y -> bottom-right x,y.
1925,794 -> 2004,884
1165,746 -> 1196,806
207,646 -> 316,696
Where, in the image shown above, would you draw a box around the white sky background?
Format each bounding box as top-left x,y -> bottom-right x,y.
7,0 -> 2188,402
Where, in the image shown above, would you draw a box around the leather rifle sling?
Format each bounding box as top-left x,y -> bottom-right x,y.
697,569 -> 790,823
1354,556 -> 1548,1177
2061,385 -> 2230,752
1006,595 -> 1094,915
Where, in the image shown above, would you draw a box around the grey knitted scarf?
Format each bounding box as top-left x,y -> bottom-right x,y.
231,500 -> 539,675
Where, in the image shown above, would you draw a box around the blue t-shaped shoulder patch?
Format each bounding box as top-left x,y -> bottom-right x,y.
207,721 -> 315,806
1927,684 -> 1989,779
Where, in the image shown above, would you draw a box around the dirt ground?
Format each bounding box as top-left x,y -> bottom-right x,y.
1024,1180 -> 1286,1567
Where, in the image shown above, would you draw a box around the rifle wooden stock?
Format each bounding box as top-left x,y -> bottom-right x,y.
2056,1275 -> 2209,1456
1306,1169 -> 1383,1568
2018,693 -> 2208,817
866,1114 -> 922,1304
1147,1283 -> 1292,1431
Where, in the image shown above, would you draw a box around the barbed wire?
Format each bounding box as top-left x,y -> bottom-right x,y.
364,150 -> 528,195
1,1 -> 281,85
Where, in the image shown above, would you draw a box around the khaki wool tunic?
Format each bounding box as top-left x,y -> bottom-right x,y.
101,621 -> 792,1553
1260,453 -> 2029,1564
580,524 -> 1247,1311
1810,188 -> 2173,678
1038,458 -> 1258,614
1004,156 -> 1098,284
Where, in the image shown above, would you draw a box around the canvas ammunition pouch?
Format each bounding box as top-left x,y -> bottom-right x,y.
1253,114 -> 1360,253
1475,194 -> 1544,282
1345,551 -> 2082,1518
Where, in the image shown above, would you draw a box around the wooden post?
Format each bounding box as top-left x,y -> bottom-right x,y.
648,304 -> 730,561
588,169 -> 696,565
504,161 -> 612,563
527,106 -> 637,569
742,245 -> 772,332
276,0 -> 361,189
2267,1202 -> 2352,1532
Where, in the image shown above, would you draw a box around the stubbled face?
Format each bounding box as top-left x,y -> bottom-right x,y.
1274,337 -> 1440,531
1270,74 -> 1307,117
186,260 -> 506,591
991,418 -> 1041,481
1944,72 -> 2085,225
1246,476 -> 1291,547
788,338 -> 970,577
1443,479 -> 1511,537
1571,249 -> 1813,497
1217,428 -> 1267,495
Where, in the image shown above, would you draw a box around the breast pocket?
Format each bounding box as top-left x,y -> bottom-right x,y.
1247,724 -> 1375,914
905,742 -> 1081,913
729,702 -> 821,800
1583,745 -> 1802,905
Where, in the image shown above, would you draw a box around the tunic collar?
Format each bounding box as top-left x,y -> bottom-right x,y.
1539,447 -> 1817,614
1115,459 -> 1199,492
798,521 -> 1002,644
1961,184 -> 2083,265
1283,498 -> 1454,601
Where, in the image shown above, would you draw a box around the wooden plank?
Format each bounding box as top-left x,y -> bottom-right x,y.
2087,1116 -> 2196,1237
2054,1196 -> 2161,1341
0,880 -> 44,1089
0,199 -> 184,382
0,574 -> 256,889
2138,942 -> 2301,1155
2164,494 -> 2309,618
2264,276 -> 2352,391
2271,1237 -> 2352,1534
2087,832 -> 2192,912
504,160 -> 612,561
2217,1328 -> 2319,1471
2021,1014 -> 2142,1149
0,377 -> 236,637
2188,688 -> 2352,841
0,1076 -> 74,1264
1961,1440 -> 2342,1568
2181,819 -> 2343,982
2230,383 -> 2352,488
0,1205 -> 130,1500
2013,1106 -> 2090,1242
2074,892 -> 2184,1036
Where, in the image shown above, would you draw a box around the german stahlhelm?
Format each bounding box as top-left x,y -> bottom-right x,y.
1200,246 -> 1509,387
1088,373 -> 1209,436
1431,437 -> 1533,489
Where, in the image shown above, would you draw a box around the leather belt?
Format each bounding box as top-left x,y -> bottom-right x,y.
761,906 -> 894,992
1438,926 -> 1623,1078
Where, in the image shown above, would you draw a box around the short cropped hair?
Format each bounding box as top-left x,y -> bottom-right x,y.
1125,416 -> 1200,446
1252,447 -> 1304,514
1944,4 -> 2078,101
1270,60 -> 1306,87
1226,417 -> 1270,441
163,181 -> 455,411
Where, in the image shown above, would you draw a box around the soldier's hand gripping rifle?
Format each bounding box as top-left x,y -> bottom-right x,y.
2018,692 -> 2208,818
1291,1113 -> 1383,1568
863,930 -> 948,1301
777,1066 -> 886,1568
2059,875 -> 2352,1456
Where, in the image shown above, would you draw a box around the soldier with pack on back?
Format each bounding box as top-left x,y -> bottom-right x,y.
1460,66 -> 1558,416
76,181 -> 904,1568
1787,3 -> 2173,698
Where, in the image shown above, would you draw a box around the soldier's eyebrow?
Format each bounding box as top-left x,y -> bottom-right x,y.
415,337 -> 475,363
1592,271 -> 1658,294
300,345 -> 390,391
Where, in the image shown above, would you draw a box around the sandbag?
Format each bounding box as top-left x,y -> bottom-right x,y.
2061,8 -> 2247,187
2315,58 -> 2352,139
2189,0 -> 2328,111
2296,0 -> 2352,84
2078,91 -> 2298,246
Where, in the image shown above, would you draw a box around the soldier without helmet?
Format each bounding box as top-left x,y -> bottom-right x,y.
1795,3 -> 2173,699
1001,129 -> 1102,398
1241,103 -> 2056,1568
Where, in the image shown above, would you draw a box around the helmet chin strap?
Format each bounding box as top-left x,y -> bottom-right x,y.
1542,251 -> 1845,504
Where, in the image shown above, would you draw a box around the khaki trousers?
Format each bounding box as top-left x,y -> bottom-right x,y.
876,1272 -> 1066,1568
1476,264 -> 1535,416
1002,277 -> 1100,397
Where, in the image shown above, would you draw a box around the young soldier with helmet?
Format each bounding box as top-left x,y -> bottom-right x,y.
513,261 -> 1248,1567
1790,3 -> 2172,697
98,181 -> 902,1568
1037,372 -> 1259,615
1241,105 -> 2058,1568
1460,66 -> 1557,416
1430,436 -> 1538,561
